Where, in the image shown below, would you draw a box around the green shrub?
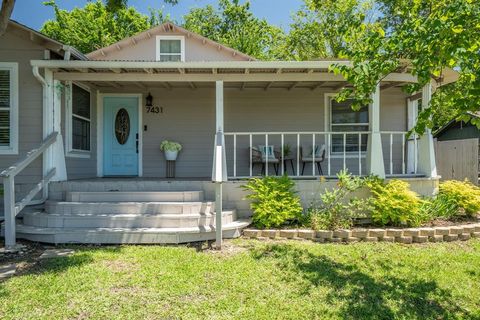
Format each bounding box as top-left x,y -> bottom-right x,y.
420,193 -> 459,220
366,179 -> 427,227
305,170 -> 372,230
242,175 -> 303,228
438,180 -> 480,216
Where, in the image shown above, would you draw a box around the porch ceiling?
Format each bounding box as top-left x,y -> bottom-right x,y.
30,60 -> 418,88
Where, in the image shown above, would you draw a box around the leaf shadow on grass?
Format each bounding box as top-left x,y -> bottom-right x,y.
0,246 -> 123,299
251,243 -> 470,320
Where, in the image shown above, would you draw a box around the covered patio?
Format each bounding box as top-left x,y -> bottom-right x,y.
29,59 -> 437,181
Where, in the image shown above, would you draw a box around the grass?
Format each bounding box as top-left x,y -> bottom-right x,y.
1,239 -> 480,319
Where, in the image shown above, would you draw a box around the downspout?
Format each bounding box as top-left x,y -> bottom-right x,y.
31,66 -> 49,205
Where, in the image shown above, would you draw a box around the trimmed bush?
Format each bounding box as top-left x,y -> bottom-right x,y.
243,175 -> 303,228
366,179 -> 427,227
438,180 -> 480,216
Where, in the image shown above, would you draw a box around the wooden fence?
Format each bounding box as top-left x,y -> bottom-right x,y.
434,138 -> 479,185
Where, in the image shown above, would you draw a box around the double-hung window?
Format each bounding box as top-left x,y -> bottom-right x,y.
156,36 -> 185,62
66,83 -> 91,155
0,62 -> 18,154
329,98 -> 369,153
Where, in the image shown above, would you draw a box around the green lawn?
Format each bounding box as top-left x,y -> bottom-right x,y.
1,239 -> 480,319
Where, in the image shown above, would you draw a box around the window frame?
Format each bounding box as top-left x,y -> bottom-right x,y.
0,62 -> 19,155
155,35 -> 185,62
65,81 -> 92,158
324,93 -> 370,157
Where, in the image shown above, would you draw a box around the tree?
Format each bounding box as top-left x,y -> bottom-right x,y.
182,0 -> 285,60
328,0 -> 480,131
41,0 -> 168,53
282,0 -> 377,60
0,0 -> 15,36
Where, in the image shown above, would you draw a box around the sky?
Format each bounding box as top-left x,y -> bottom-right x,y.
11,0 -> 303,31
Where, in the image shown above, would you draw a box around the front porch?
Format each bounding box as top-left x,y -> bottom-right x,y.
30,60 -> 436,181
2,60 -> 438,247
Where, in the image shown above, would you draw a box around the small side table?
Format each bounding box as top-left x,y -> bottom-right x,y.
166,160 -> 176,178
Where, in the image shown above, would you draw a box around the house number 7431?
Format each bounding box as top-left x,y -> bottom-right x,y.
146,106 -> 162,113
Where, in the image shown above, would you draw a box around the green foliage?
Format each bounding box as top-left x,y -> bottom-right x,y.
366,179 -> 427,227
305,170 -> 371,230
41,0 -> 169,53
420,193 -> 459,221
284,0 -> 375,60
329,0 -> 480,132
438,180 -> 480,217
242,175 -> 303,228
159,140 -> 182,152
182,0 -> 285,60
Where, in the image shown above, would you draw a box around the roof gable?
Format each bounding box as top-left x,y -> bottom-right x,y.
5,20 -> 86,60
87,22 -> 254,62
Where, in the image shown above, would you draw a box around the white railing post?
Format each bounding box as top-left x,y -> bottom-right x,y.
233,134 -> 237,178
296,134 -> 300,177
249,134 -> 252,177
358,133 -> 362,176
3,176 -> 16,249
390,133 -> 393,175
343,133 -> 347,170
402,133 -> 406,175
265,134 -> 269,176
327,133 -> 331,176
281,134 -> 285,175
312,133 -> 315,176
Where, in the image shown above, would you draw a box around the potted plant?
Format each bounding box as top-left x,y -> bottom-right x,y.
160,140 -> 182,161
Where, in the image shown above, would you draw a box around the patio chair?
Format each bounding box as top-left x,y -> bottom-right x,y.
300,144 -> 326,175
251,146 -> 279,175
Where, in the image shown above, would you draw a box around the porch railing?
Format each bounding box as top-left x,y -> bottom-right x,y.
224,131 -> 418,179
1,132 -> 58,249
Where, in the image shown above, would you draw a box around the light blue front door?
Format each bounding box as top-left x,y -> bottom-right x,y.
103,96 -> 139,176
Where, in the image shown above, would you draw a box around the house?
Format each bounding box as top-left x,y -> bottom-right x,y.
434,112 -> 480,184
0,20 -> 453,248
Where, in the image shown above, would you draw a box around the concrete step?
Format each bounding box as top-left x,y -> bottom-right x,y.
45,201 -> 214,215
23,210 -> 237,229
66,191 -> 204,202
13,220 -> 251,244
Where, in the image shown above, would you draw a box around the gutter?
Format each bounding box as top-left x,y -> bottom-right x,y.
30,66 -> 49,205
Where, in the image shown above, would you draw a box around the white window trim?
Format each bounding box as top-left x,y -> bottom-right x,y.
155,35 -> 185,62
65,81 -> 92,158
0,62 -> 18,155
324,93 -> 369,158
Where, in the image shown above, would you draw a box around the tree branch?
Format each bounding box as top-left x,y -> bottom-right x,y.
0,0 -> 15,37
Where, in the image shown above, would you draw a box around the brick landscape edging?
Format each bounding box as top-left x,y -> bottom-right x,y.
243,223 -> 480,244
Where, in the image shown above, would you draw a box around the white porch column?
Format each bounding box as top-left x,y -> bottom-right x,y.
366,83 -> 386,178
52,80 -> 67,181
43,71 -> 67,183
213,80 -> 227,250
417,82 -> 437,178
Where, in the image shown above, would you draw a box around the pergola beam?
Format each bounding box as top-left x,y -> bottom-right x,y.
311,81 -> 326,91
53,72 -> 347,82
264,82 -> 274,91
288,82 -> 299,90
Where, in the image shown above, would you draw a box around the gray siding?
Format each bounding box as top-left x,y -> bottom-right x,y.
98,86 -> 408,178
62,89 -> 98,180
89,30 -> 248,62
0,31 -> 44,184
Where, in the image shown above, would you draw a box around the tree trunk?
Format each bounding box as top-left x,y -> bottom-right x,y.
0,0 -> 15,37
